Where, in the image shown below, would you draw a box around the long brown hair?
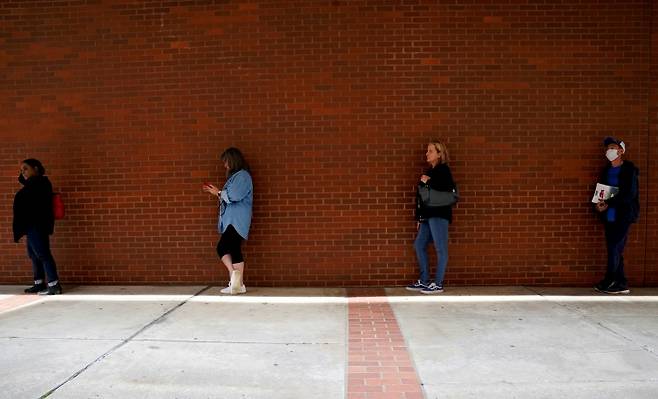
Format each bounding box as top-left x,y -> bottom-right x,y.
220,147 -> 250,177
22,158 -> 46,175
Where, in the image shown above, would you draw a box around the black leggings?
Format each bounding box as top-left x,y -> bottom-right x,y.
216,225 -> 244,264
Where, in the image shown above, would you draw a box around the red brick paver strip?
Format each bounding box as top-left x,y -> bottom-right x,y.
347,288 -> 424,399
0,295 -> 42,314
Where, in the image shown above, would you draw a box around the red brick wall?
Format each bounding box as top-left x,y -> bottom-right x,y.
647,0 -> 658,286
0,1 -> 655,286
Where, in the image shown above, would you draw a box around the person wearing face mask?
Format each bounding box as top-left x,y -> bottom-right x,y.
593,137 -> 639,294
13,158 -> 62,295
406,139 -> 456,294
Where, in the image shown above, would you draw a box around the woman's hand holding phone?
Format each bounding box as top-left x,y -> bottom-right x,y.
202,182 -> 220,197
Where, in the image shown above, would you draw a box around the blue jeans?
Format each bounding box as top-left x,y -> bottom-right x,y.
414,217 -> 449,285
26,228 -> 59,284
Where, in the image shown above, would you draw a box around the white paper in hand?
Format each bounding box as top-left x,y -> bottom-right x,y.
592,183 -> 619,203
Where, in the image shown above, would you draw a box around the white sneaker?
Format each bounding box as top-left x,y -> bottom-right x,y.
220,284 -> 246,295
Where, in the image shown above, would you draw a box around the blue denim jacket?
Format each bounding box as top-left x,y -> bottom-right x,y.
219,169 -> 253,239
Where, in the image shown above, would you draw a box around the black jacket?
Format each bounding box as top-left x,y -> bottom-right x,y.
597,160 -> 639,224
415,163 -> 456,223
13,175 -> 55,242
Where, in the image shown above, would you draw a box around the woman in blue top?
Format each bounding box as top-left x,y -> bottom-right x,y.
204,148 -> 253,295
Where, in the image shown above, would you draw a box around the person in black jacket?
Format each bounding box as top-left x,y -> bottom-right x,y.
406,140 -> 456,294
13,159 -> 62,295
594,137 -> 639,294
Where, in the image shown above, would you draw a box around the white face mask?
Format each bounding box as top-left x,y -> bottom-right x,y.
605,149 -> 619,162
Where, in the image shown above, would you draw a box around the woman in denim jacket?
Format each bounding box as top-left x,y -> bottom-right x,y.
204,148 -> 253,295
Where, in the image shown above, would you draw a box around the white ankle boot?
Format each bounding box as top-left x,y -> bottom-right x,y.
220,283 -> 246,294
219,271 -> 246,295
230,270 -> 244,294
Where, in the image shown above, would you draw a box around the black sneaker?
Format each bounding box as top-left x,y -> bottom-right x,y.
594,279 -> 614,293
38,284 -> 63,296
24,283 -> 46,294
406,280 -> 429,292
602,283 -> 630,295
421,282 -> 444,294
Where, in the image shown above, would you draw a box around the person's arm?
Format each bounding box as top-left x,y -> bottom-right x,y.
203,184 -> 220,197
425,165 -> 455,191
221,171 -> 253,204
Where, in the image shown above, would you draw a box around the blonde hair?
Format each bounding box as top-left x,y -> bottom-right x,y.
429,139 -> 449,164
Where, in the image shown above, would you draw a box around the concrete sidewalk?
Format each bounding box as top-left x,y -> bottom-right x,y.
1,285 -> 657,399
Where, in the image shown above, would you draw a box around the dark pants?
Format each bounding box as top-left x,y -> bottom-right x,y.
216,225 -> 244,264
26,228 -> 59,285
603,222 -> 631,287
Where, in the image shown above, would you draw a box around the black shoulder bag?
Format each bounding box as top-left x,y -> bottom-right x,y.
418,184 -> 459,208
